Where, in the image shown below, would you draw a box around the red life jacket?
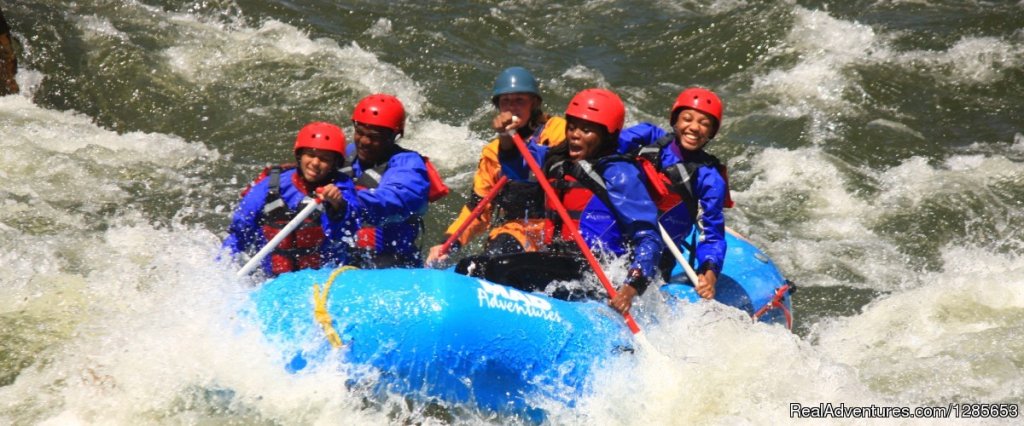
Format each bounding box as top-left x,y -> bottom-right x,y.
257,166 -> 326,275
239,162 -> 296,198
541,157 -> 626,255
634,134 -> 734,219
340,154 -> 448,202
338,153 -> 449,201
422,156 -> 450,202
341,159 -> 389,252
543,171 -> 595,245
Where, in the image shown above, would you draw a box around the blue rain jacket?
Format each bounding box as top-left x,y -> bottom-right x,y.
619,122 -> 728,275
344,147 -> 431,267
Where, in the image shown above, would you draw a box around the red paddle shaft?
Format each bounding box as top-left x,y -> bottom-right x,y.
437,175 -> 510,256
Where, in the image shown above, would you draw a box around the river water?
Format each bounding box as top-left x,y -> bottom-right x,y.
1,0 -> 1022,424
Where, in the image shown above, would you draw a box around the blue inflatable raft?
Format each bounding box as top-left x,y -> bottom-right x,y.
248,229 -> 792,418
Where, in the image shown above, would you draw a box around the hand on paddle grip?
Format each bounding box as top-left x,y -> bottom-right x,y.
695,267 -> 718,299
315,185 -> 345,213
493,113 -> 523,134
426,238 -> 459,268
428,176 -> 510,269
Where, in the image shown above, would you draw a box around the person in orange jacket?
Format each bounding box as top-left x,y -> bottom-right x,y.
426,67 -> 565,267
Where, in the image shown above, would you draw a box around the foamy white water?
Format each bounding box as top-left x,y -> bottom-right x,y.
2,0 -> 1022,424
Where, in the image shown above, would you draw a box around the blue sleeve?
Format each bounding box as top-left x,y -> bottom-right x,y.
617,122 -> 668,154
498,141 -> 548,181
694,166 -> 727,274
323,174 -> 358,243
349,152 -> 430,225
604,162 -> 664,279
222,180 -> 269,255
319,176 -> 357,266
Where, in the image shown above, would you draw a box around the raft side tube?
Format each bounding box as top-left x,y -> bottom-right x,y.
250,267 -> 634,416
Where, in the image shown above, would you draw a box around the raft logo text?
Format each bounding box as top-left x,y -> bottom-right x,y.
790,402 -> 1019,419
476,280 -> 563,323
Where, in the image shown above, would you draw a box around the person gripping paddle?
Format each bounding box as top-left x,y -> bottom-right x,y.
224,122 -> 356,277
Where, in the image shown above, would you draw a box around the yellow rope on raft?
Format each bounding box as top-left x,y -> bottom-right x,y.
313,265 -> 357,348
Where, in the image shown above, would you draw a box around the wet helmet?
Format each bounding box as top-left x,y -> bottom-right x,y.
352,94 -> 406,135
564,88 -> 625,134
670,87 -> 723,137
294,121 -> 346,156
491,66 -> 541,106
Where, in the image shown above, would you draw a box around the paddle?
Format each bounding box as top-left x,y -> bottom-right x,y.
434,175 -> 510,262
505,129 -> 642,334
657,223 -> 701,286
236,198 -> 323,277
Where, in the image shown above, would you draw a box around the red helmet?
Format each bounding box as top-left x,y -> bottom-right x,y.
294,121 -> 346,156
564,88 -> 625,134
352,94 -> 406,135
670,87 -> 723,136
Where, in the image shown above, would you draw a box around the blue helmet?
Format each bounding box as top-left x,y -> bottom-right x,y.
491,67 -> 540,106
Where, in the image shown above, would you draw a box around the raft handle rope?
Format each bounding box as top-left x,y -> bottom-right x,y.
313,265 -> 358,348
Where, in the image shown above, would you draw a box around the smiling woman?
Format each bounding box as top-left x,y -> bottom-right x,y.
622,87 -> 731,300
223,122 -> 356,277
